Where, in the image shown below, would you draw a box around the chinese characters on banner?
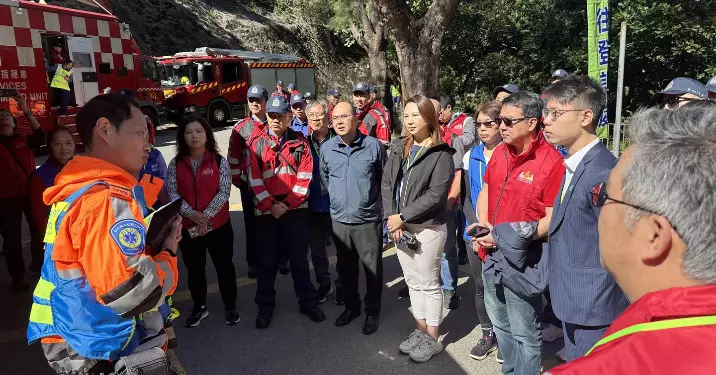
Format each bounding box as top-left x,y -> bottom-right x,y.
587,0 -> 609,134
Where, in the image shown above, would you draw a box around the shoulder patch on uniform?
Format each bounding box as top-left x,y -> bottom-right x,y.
109,185 -> 133,201
110,219 -> 146,256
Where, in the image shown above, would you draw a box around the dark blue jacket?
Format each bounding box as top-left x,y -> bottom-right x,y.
35,158 -> 62,187
138,148 -> 167,181
308,129 -> 335,213
320,131 -> 385,224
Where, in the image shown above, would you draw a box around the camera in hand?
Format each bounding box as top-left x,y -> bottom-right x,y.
397,231 -> 419,251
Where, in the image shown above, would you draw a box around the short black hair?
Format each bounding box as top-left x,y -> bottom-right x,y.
543,75 -> 606,128
502,91 -> 543,120
439,95 -> 453,109
47,126 -> 74,144
175,116 -> 220,157
76,93 -> 139,148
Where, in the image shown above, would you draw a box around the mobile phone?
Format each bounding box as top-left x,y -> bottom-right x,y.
467,225 -> 491,238
0,88 -> 18,98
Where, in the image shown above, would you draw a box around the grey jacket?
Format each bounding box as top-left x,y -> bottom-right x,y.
381,138 -> 455,225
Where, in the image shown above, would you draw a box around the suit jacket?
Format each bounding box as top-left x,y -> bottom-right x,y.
548,141 -> 629,326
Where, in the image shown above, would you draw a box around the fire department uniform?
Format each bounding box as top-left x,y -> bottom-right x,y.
27,156 -> 178,374
228,85 -> 270,272
353,82 -> 391,143
248,96 -> 319,319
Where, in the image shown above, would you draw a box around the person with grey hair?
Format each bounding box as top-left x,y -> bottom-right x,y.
541,75 -> 629,362
545,102 -> 716,374
476,91 -> 565,374
307,99 -> 339,303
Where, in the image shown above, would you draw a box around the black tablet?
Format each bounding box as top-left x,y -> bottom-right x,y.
145,198 -> 182,253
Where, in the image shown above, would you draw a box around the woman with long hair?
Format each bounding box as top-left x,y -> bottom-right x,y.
166,116 -> 238,328
462,100 -> 503,361
382,94 -> 455,362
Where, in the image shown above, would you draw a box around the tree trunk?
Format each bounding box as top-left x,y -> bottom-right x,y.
394,36 -> 441,99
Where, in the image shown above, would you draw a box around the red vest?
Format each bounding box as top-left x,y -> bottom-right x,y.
0,134 -> 36,199
357,101 -> 391,142
175,151 -> 229,230
441,113 -> 468,147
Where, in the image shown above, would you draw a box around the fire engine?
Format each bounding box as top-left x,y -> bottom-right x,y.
0,0 -> 165,143
157,47 -> 316,126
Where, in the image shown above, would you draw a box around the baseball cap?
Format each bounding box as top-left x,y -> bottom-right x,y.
266,96 -> 290,115
651,77 -> 708,102
327,88 -> 341,97
304,92 -> 312,99
276,80 -> 284,85
353,82 -> 370,94
706,76 -> 716,94
247,85 -> 268,100
493,83 -> 520,97
290,93 -> 306,105
287,83 -> 296,91
369,85 -> 377,93
550,69 -> 569,80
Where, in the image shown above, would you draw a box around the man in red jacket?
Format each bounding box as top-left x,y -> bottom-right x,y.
353,82 -> 391,143
546,104 -> 716,374
0,96 -> 44,290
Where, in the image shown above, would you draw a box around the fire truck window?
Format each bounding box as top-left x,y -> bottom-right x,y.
222,63 -> 242,83
196,62 -> 213,84
118,67 -> 128,76
99,63 -> 112,74
72,53 -> 92,69
141,60 -> 158,82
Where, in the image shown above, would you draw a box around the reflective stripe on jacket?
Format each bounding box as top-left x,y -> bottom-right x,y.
50,66 -> 72,91
228,116 -> 265,186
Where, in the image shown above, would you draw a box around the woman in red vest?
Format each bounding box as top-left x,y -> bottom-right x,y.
166,116 -> 239,328
0,96 -> 44,291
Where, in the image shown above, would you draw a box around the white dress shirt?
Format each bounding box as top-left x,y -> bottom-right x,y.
560,138 -> 601,201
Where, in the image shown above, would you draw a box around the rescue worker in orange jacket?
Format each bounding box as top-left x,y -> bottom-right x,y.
353,82 -> 391,144
27,94 -> 181,374
248,95 -> 326,329
227,84 -> 290,278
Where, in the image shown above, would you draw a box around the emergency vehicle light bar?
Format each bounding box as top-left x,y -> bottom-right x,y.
194,47 -> 300,63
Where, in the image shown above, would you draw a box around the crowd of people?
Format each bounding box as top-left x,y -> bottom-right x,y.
1,66 -> 715,374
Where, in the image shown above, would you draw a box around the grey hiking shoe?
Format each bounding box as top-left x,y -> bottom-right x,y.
409,335 -> 443,362
399,330 -> 425,354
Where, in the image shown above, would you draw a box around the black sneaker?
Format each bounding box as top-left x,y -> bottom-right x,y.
495,347 -> 503,364
278,262 -> 291,275
225,307 -> 240,325
334,286 -> 344,305
317,285 -> 333,303
443,289 -> 460,309
469,333 -> 497,360
185,306 -> 209,328
247,266 -> 258,279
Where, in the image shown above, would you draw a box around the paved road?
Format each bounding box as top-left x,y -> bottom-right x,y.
0,124 -> 562,374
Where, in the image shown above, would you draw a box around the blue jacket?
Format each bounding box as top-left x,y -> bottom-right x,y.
463,143 -> 488,242
138,148 -> 167,181
35,158 -> 63,187
292,117 -> 310,137
308,129 -> 335,213
547,141 -> 628,326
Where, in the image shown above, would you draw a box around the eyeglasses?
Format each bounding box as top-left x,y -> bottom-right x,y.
590,182 -> 660,215
542,108 -> 586,122
308,113 -> 325,120
662,96 -> 699,109
495,117 -> 527,127
332,114 -> 352,122
476,120 -> 497,128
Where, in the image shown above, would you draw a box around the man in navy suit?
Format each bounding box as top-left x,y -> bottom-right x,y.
542,75 -> 629,362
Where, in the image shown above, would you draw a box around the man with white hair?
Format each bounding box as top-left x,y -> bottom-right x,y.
546,101 -> 716,374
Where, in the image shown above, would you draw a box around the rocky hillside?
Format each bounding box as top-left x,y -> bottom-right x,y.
47,0 -> 368,92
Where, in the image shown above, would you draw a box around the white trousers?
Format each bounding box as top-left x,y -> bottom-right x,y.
396,223 -> 448,327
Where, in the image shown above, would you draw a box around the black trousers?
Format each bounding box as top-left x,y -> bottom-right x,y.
332,220 -> 383,316
254,209 -> 317,316
179,221 -> 237,309
308,212 -> 333,288
239,184 -> 258,269
0,198 -> 24,281
23,199 -> 45,269
465,238 -> 493,332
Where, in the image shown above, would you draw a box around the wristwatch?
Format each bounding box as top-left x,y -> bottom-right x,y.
399,214 -> 406,223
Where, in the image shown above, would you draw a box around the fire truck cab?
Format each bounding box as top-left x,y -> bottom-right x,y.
0,0 -> 165,142
157,47 -> 316,126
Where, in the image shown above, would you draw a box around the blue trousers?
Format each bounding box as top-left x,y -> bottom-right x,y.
484,274 -> 543,375
562,322 -> 609,362
440,208 -> 458,291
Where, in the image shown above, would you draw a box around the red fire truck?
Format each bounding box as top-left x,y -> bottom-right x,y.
0,0 -> 165,142
157,47 -> 316,126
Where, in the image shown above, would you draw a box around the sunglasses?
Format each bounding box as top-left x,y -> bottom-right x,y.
662,96 -> 699,109
495,117 -> 527,127
476,120 -> 497,128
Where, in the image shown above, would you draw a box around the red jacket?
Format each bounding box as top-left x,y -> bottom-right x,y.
247,127 -> 312,213
545,285 -> 716,375
357,101 -> 391,142
441,113 -> 468,146
175,151 -> 229,230
228,115 -> 266,187
0,129 -> 44,199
